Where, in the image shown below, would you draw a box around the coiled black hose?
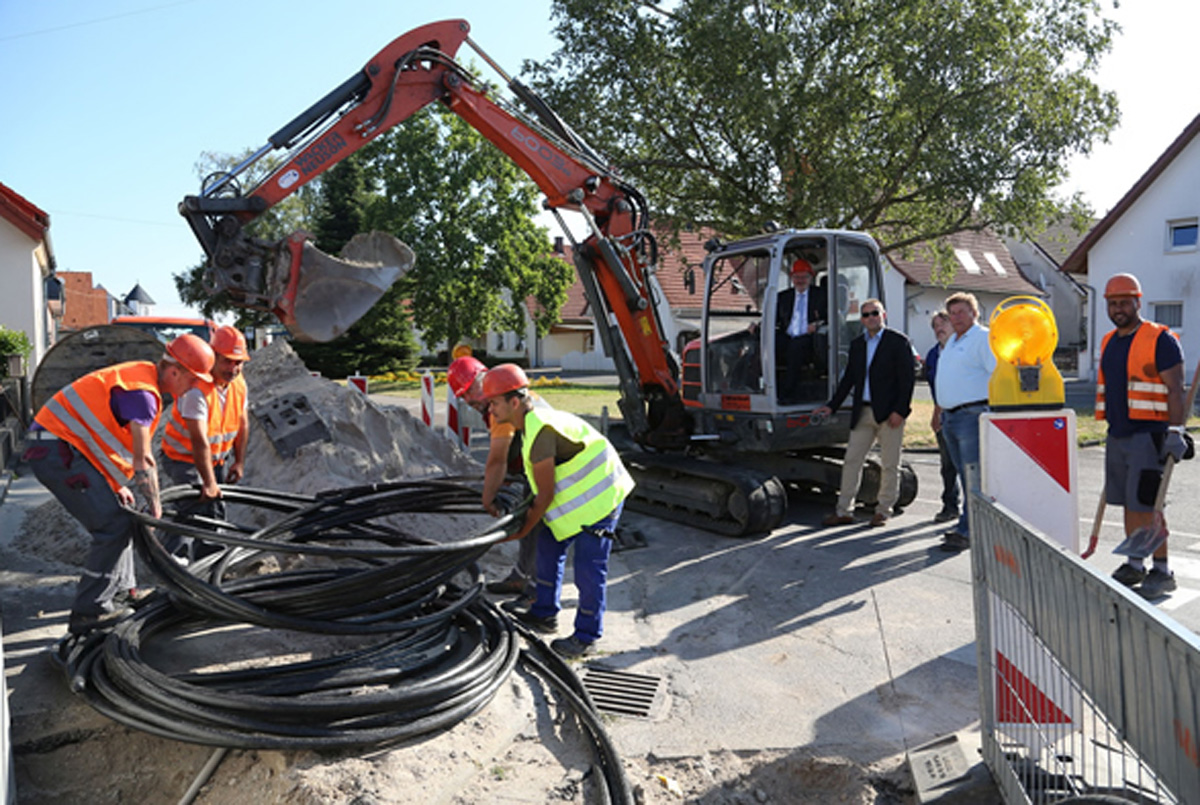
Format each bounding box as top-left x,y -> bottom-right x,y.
57,478 -> 631,803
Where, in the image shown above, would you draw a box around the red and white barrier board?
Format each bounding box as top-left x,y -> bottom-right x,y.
446,383 -> 470,449
420,372 -> 435,427
981,410 -> 1078,552
981,409 -> 1081,749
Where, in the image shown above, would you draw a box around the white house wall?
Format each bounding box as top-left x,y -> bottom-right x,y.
1085,134 -> 1200,380
0,219 -> 48,367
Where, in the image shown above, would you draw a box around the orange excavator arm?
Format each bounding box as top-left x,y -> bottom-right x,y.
180,19 -> 687,447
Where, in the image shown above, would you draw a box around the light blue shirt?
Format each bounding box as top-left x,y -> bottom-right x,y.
934,323 -> 996,409
863,328 -> 883,402
787,289 -> 809,337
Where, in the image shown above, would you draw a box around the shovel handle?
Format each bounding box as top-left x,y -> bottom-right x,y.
1082,494 -> 1105,559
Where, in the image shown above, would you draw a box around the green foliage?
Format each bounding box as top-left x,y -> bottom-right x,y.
532,0 -> 1119,257
0,325 -> 32,377
356,106 -> 574,347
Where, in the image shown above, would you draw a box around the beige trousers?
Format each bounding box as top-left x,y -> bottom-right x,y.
835,405 -> 906,517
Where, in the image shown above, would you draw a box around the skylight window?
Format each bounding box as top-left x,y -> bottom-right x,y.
983,252 -> 1007,275
954,249 -> 982,274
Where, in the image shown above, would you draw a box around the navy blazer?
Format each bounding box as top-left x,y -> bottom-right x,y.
775,286 -> 829,340
826,327 -> 915,427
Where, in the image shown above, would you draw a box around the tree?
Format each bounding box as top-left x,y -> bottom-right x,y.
530,0 -> 1119,263
357,106 -> 574,349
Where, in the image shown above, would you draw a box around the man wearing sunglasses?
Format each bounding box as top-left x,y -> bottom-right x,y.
813,299 -> 915,527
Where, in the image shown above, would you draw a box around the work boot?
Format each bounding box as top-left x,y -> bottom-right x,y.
1138,568 -> 1176,599
514,608 -> 558,635
1111,563 -> 1146,588
500,594 -> 536,614
550,635 -> 596,659
67,606 -> 133,636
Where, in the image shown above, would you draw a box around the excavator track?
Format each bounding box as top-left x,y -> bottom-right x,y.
618,451 -> 787,537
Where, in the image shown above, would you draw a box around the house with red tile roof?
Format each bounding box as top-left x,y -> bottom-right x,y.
1061,112 -> 1200,381
0,182 -> 61,369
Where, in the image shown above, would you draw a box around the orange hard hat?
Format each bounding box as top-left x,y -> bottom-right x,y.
447,356 -> 487,398
481,363 -> 529,399
210,325 -> 250,361
790,258 -> 814,276
1104,273 -> 1142,299
165,333 -> 214,382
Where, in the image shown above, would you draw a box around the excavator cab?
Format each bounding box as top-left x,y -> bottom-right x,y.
682,229 -> 885,453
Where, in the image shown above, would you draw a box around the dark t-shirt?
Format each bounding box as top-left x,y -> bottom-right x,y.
529,425 -> 585,466
1101,325 -> 1183,437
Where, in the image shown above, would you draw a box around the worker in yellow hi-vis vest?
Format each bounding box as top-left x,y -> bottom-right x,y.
481,363 -> 634,659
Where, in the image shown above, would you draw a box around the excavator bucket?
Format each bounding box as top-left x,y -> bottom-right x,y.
272,231 -> 415,342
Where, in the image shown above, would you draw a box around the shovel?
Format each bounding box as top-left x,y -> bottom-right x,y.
1112,355 -> 1200,557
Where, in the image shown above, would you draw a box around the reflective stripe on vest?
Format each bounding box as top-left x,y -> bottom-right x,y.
34,361 -> 161,493
163,374 -> 246,464
521,406 -> 634,542
1096,321 -> 1174,422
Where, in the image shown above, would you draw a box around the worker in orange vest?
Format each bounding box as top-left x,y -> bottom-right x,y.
25,334 -> 214,637
159,325 -> 251,561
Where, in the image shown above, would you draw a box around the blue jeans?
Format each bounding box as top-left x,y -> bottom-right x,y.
942,405 -> 986,536
530,503 -> 623,644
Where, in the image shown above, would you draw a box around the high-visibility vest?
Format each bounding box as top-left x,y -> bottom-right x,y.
520,406 -> 634,541
162,374 -> 247,465
34,361 -> 162,493
1096,321 -> 1174,422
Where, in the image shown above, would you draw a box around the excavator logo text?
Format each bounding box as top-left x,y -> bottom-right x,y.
296,131 -> 349,177
510,126 -> 571,176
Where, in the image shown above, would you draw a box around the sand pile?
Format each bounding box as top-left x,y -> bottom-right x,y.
238,340 -> 478,493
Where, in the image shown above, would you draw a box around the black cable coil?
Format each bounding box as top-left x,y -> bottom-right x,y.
55,478 -> 632,804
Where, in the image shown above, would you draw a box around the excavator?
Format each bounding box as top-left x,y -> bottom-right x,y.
178,18 -> 916,536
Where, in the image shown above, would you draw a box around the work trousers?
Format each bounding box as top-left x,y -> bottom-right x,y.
25,438 -> 136,619
942,404 -> 987,536
529,504 -> 623,644
835,405 -> 905,518
159,454 -> 228,560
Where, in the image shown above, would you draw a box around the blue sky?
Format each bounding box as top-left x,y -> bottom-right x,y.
1,1 -> 1197,317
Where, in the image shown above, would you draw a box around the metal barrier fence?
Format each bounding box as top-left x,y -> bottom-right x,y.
971,494 -> 1200,804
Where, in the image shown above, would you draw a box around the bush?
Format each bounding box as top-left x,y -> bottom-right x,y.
0,325 -> 32,378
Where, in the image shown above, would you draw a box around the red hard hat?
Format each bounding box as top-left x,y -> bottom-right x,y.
210,325 -> 250,361
1104,273 -> 1142,299
447,356 -> 487,398
165,334 -> 214,382
791,258 -> 814,276
481,363 -> 529,399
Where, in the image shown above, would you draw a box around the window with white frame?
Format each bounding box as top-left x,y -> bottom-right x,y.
1153,302 -> 1183,331
1168,219 -> 1198,251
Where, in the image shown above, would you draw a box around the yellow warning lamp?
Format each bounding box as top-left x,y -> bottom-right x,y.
450,344 -> 474,359
987,295 -> 1065,408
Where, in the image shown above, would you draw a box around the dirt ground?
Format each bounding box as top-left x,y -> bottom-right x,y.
2,342 -> 918,804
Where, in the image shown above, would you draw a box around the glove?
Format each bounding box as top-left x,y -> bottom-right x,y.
1161,430 -> 1194,463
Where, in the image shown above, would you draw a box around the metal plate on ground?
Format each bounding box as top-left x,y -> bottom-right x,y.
578,666 -> 667,719
908,733 -> 972,800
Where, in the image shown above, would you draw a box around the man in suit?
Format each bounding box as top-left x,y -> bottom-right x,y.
813,298 -> 915,527
775,257 -> 829,401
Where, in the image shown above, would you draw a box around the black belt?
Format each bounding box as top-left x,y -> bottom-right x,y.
945,399 -> 988,414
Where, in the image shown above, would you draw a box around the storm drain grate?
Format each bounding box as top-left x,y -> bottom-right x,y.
578,666 -> 667,719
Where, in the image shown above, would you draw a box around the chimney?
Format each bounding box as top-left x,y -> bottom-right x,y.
553,237 -> 564,254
